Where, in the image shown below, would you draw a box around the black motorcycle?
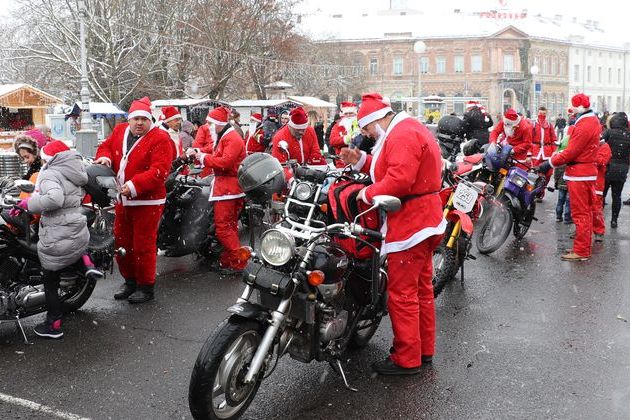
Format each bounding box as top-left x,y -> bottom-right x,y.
157,158 -> 220,260
188,153 -> 399,420
0,165 -> 120,343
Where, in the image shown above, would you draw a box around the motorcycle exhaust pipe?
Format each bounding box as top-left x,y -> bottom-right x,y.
21,290 -> 46,310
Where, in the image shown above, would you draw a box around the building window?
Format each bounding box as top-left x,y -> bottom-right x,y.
436,56 -> 446,74
608,67 -> 612,84
454,55 -> 464,73
574,65 -> 580,82
587,66 -> 591,82
369,58 -> 378,76
503,53 -> 514,72
420,56 -> 429,74
542,57 -> 549,75
598,67 -> 602,83
471,54 -> 482,72
618,68 -> 622,85
551,58 -> 557,76
617,96 -> 622,110
393,57 -> 403,75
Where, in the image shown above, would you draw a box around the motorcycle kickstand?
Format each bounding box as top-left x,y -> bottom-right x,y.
334,359 -> 358,392
15,316 -> 31,345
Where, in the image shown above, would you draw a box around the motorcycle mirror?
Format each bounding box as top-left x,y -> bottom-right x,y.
13,179 -> 34,194
373,195 -> 401,213
96,176 -> 118,190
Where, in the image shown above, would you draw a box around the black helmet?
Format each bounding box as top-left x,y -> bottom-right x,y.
85,163 -> 116,207
437,115 -> 466,139
238,153 -> 284,204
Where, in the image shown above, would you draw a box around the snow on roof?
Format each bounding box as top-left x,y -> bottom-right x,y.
230,99 -> 291,108
152,98 -> 227,108
287,96 -> 337,108
0,83 -> 63,106
83,102 -> 126,116
299,9 -> 627,49
264,81 -> 293,89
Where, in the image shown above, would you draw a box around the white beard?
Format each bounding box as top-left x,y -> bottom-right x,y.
248,123 -> 257,138
504,125 -> 514,137
210,123 -> 218,147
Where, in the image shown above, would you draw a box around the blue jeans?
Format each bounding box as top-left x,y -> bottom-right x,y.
556,189 -> 572,222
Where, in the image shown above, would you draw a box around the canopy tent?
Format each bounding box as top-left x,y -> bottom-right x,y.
0,84 -> 63,131
152,98 -> 230,124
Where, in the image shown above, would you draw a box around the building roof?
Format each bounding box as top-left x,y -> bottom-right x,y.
299,9 -> 627,49
287,96 -> 338,108
0,83 -> 63,108
152,98 -> 228,108
230,99 -> 292,108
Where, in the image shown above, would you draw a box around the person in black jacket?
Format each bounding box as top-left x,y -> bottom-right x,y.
462,101 -> 493,153
602,112 -> 630,228
324,113 -> 341,152
554,114 -> 567,139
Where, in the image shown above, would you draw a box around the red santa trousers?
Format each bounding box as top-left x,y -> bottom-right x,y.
532,158 -> 553,199
387,234 -> 442,368
592,194 -> 605,235
214,198 -> 245,269
568,180 -> 595,257
114,204 -> 164,286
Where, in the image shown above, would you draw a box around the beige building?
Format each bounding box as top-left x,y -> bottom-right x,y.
324,26 -> 570,118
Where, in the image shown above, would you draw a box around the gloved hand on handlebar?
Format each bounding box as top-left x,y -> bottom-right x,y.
9,197 -> 29,217
534,161 -> 552,174
462,139 -> 478,156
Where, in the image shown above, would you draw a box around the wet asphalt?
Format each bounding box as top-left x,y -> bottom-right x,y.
2,197 -> 630,419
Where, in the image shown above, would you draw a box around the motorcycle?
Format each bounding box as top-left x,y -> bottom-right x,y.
0,166 -> 120,343
474,142 -> 549,254
157,158 -> 220,260
189,153 -> 395,420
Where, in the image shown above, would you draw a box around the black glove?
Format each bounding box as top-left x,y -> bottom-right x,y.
535,161 -> 552,174
462,139 -> 478,156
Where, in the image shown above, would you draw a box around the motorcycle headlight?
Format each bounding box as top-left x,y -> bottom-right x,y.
294,182 -> 313,201
513,175 -> 527,188
260,229 -> 295,266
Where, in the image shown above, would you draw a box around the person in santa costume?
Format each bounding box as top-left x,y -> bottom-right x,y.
245,113 -> 265,155
339,92 -> 446,375
329,102 -> 360,167
537,93 -> 601,261
271,107 -> 325,179
94,97 -> 173,303
187,107 -> 249,274
531,106 -> 557,200
193,108 -> 219,154
159,106 -> 184,158
592,140 -> 611,242
489,108 -> 533,168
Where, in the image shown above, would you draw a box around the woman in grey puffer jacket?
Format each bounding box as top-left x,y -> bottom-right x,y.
20,141 -> 89,338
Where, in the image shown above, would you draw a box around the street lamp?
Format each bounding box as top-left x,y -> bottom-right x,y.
75,0 -> 98,157
414,40 -> 427,118
530,64 -> 539,116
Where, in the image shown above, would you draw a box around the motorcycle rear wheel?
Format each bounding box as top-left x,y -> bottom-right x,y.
475,200 -> 513,255
61,275 -> 97,314
189,316 -> 264,420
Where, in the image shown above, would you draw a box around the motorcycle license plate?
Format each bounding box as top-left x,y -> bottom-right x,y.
452,183 -> 478,213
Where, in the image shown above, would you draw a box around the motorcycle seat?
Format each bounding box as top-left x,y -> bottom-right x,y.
463,153 -> 484,165
454,162 -> 474,176
16,238 -> 38,258
1,209 -> 28,232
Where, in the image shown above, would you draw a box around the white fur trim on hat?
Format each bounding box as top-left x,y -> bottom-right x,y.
288,120 -> 309,130
163,113 -> 182,123
503,115 -> 521,126
358,106 -> 393,128
128,110 -> 153,120
206,117 -> 228,126
341,106 -> 358,114
40,149 -> 52,161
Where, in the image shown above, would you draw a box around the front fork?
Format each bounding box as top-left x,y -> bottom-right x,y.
443,194 -> 462,250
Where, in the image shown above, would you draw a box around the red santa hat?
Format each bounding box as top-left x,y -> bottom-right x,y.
357,92 -> 393,128
206,107 -> 230,125
250,113 -> 263,123
466,100 -> 480,110
40,140 -> 70,161
503,108 -> 521,126
288,107 -> 309,130
127,96 -> 153,120
571,93 -> 590,114
161,106 -> 181,123
340,101 -> 358,114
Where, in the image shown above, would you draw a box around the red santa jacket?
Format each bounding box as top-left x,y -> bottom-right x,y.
271,125 -> 325,179
193,124 -> 215,153
245,126 -> 265,155
354,113 -> 446,255
595,142 -> 612,195
95,123 -> 172,206
329,118 -> 355,168
200,126 -> 246,201
532,117 -> 557,161
490,119 -> 533,164
550,111 -> 601,181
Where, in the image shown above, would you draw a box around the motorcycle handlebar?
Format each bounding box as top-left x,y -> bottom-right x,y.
359,227 -> 384,241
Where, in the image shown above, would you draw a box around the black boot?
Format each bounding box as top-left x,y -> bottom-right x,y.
114,280 -> 136,300
611,218 -> 618,229
128,285 -> 154,304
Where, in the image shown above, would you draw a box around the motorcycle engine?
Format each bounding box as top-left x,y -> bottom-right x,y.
0,256 -> 20,287
319,306 -> 348,343
310,244 -> 349,304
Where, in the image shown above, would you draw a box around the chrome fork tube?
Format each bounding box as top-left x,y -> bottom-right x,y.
237,285 -> 253,303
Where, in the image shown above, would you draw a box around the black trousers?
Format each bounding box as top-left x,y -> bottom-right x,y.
604,180 -> 626,220
42,259 -> 84,323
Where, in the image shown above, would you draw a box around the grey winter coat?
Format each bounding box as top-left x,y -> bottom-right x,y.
27,150 -> 89,271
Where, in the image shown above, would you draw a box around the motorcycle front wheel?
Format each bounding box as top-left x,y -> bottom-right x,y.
475,200 -> 513,255
189,316 -> 265,420
513,202 -> 536,239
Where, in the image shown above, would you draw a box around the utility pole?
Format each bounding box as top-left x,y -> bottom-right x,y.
75,0 -> 98,157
